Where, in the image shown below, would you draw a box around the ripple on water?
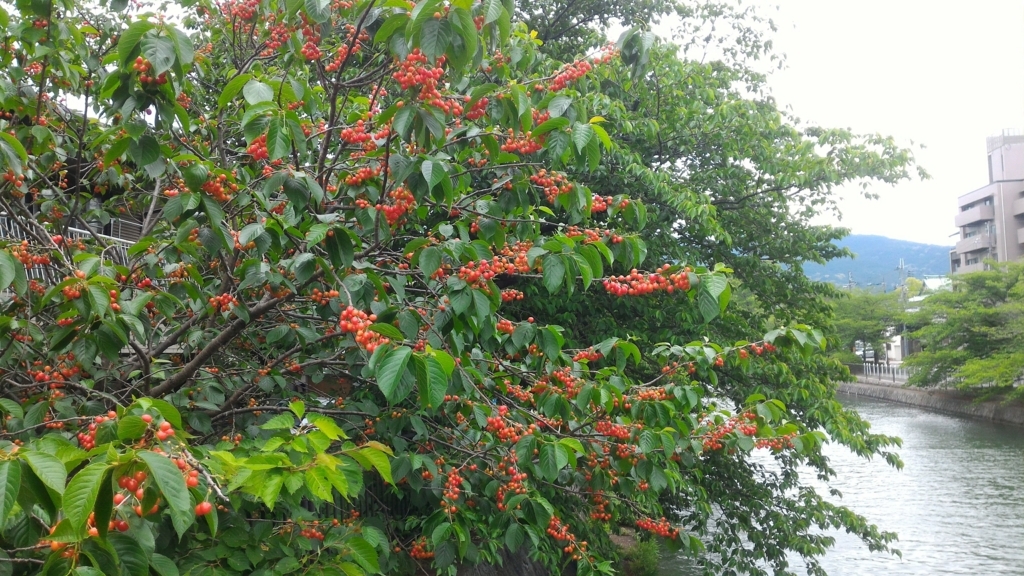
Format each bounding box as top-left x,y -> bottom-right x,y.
659,395 -> 1024,575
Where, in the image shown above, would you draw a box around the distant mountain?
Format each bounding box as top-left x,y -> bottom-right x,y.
803,235 -> 952,288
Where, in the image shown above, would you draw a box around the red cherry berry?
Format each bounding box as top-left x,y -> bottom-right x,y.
195,501 -> 213,516
141,414 -> 153,424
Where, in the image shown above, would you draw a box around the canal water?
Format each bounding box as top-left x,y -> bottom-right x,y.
658,394 -> 1024,575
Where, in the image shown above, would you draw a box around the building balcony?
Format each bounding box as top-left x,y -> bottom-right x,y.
959,262 -> 987,274
955,204 -> 996,227
955,233 -> 994,254
1014,198 -> 1024,217
1018,227 -> 1024,244
957,183 -> 997,209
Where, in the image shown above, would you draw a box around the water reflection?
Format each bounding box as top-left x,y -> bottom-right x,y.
659,395 -> 1024,575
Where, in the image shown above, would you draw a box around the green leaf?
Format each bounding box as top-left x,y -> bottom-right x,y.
0,251 -> 17,293
261,413 -> 296,429
305,467 -> 334,501
531,117 -> 569,137
419,246 -> 442,277
137,451 -> 193,537
547,95 -> 572,117
369,323 -> 405,340
129,134 -> 160,167
63,460 -> 111,535
505,522 -> 524,551
267,117 -> 291,161
482,0 -> 503,24
374,13 -> 408,44
572,122 -> 594,154
353,445 -> 393,485
346,536 -> 381,574
140,35 -> 176,75
308,414 -> 347,440
419,19 -> 452,60
698,290 -> 720,323
243,80 -> 274,105
542,254 -> 565,294
376,346 -> 413,403
217,74 -> 253,108
0,460 -> 20,529
149,554 -> 179,576
19,450 -> 66,496
117,21 -> 155,64
304,0 -> 331,23
109,533 -> 148,576
117,415 -> 148,440
538,443 -> 559,482
415,354 -> 448,410
420,160 -> 446,191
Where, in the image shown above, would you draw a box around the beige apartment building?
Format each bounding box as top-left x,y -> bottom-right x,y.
950,132 -> 1024,274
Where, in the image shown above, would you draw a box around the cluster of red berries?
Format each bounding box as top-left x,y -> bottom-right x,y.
324,25 -> 370,72
500,130 -> 543,155
465,96 -> 488,120
496,318 -> 516,335
113,471 -> 163,518
595,420 -> 632,441
340,120 -> 374,145
500,289 -> 524,302
408,537 -> 434,559
589,493 -> 612,522
529,170 -> 573,203
201,173 -> 238,202
634,387 -> 670,401
75,407 -> 117,448
546,516 -> 587,558
546,59 -> 593,92
221,0 -> 259,20
9,240 -> 51,269
209,293 -> 239,313
495,455 -> 529,511
532,367 -> 584,399
572,348 -> 602,362
393,49 -> 447,106
441,468 -> 462,514
700,412 -> 758,451
298,521 -> 326,540
344,165 -> 381,186
602,265 -> 693,297
755,433 -> 797,451
132,57 -> 168,86
2,169 -> 26,189
376,185 -> 415,225
259,19 -> 293,57
339,306 -> 389,352
636,517 -> 680,539
247,134 -> 269,161
310,288 -> 340,305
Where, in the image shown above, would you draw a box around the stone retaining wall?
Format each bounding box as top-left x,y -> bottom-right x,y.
840,379 -> 1024,427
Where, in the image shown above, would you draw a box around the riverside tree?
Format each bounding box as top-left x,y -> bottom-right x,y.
0,0 -> 909,575
904,262 -> 1024,394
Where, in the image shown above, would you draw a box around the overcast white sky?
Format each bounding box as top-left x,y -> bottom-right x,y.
750,0 -> 1024,246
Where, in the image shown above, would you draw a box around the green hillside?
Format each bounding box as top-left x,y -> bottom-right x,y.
803,234 -> 952,288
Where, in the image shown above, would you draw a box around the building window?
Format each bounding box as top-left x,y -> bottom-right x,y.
966,257 -> 980,265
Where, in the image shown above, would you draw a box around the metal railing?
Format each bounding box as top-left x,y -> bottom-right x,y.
1,214 -> 136,282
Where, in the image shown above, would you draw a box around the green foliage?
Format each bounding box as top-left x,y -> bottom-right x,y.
0,0 -> 916,574
616,538 -> 660,576
905,262 -> 1024,394
831,289 -> 902,361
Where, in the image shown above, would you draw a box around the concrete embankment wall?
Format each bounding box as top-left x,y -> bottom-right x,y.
840,379 -> 1024,427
